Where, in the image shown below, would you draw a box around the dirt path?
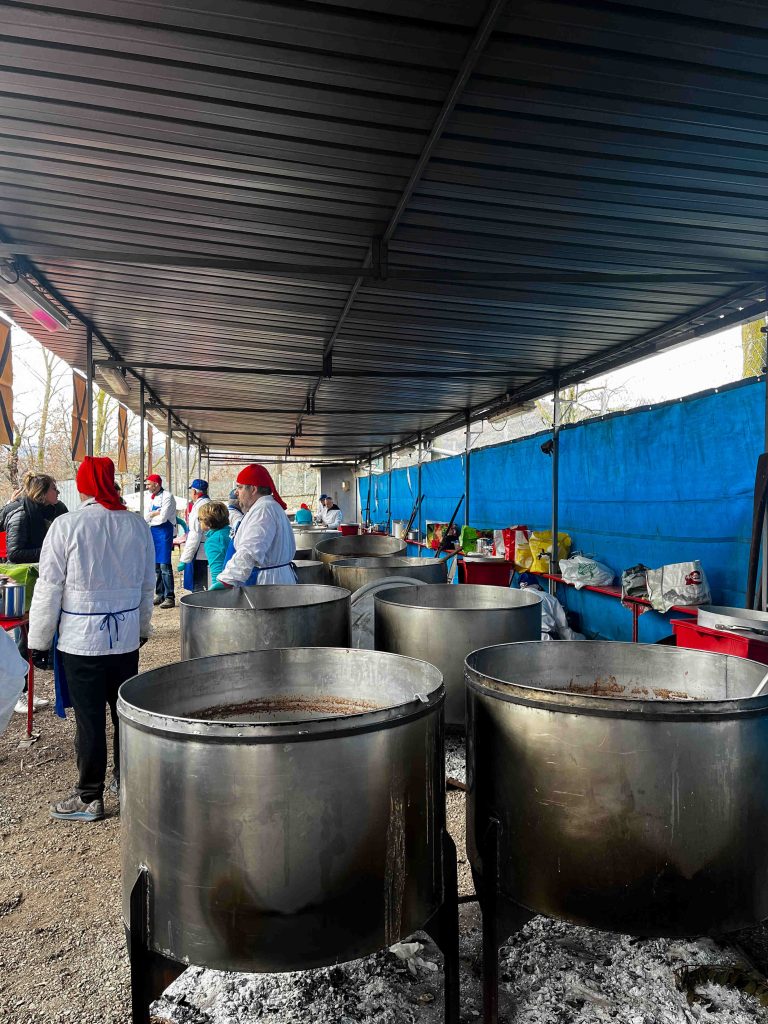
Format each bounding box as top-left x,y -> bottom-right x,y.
0,603 -> 182,1024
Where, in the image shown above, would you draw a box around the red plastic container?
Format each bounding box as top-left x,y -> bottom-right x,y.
671,618 -> 768,666
458,559 -> 515,587
338,523 -> 360,536
0,532 -> 6,560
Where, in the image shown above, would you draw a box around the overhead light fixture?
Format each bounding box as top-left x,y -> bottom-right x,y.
96,364 -> 131,396
0,263 -> 70,332
145,406 -> 169,431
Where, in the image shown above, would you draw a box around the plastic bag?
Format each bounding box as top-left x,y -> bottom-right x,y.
646,561 -> 710,613
493,525 -> 529,561
560,554 -> 614,589
529,531 -> 571,573
621,564 -> 649,602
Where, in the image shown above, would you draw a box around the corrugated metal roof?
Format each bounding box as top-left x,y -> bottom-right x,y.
0,0 -> 767,462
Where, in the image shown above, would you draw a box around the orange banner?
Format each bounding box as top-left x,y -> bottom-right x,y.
0,323 -> 14,446
117,406 -> 128,472
71,372 -> 87,462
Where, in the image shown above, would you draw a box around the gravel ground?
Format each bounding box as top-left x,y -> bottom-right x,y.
3,601 -> 768,1024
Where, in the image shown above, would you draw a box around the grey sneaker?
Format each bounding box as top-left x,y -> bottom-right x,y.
153,594 -> 163,606
159,596 -> 175,609
107,777 -> 120,800
49,793 -> 104,822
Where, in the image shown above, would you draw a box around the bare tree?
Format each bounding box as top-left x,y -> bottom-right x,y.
35,348 -> 68,467
94,389 -> 114,456
742,317 -> 766,379
4,411 -> 33,490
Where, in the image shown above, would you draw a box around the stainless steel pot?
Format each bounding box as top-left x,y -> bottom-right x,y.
375,585 -> 541,727
698,604 -> 768,637
180,584 -> 350,659
292,526 -> 337,550
331,556 -> 447,593
314,534 -> 406,565
119,647 -> 445,971
0,580 -> 25,617
293,559 -> 330,585
466,641 -> 768,937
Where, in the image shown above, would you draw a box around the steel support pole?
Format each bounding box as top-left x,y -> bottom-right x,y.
387,445 -> 393,534
550,376 -> 560,595
185,432 -> 190,494
166,410 -> 172,497
86,326 -> 94,457
762,317 -> 768,611
464,411 -> 471,527
417,435 -> 423,542
206,451 -> 211,484
139,381 -> 145,517
197,446 -> 202,479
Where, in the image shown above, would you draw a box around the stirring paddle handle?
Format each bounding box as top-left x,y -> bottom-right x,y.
751,668 -> 768,698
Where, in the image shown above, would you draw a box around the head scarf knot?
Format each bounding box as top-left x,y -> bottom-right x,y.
76,456 -> 126,511
236,463 -> 287,509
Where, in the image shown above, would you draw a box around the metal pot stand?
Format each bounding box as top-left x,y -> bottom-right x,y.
127,831 -> 461,1024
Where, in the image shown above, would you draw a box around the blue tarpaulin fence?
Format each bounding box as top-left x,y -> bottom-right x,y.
361,378 -> 762,642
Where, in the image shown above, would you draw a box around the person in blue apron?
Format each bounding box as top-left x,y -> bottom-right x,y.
215,464 -> 297,588
144,473 -> 177,609
26,456 -> 156,822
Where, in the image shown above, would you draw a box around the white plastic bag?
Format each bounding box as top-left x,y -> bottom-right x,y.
646,561 -> 710,613
559,554 -> 614,590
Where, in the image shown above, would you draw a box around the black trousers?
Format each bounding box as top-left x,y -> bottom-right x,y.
60,649 -> 140,803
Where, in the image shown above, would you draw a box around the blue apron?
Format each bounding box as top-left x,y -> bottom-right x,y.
221,535 -> 296,585
53,605 -> 139,718
151,520 -> 174,564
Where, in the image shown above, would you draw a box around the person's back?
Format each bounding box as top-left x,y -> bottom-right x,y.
204,526 -> 231,587
31,500 -> 155,655
294,505 -> 312,526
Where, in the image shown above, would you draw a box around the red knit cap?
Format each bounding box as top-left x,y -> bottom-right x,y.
236,463 -> 287,509
145,474 -> 162,485
76,456 -> 126,511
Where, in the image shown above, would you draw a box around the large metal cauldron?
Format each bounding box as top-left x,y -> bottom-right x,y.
375,585 -> 541,727
466,641 -> 768,937
331,556 -> 448,592
119,647 -> 445,971
293,559 -> 329,585
180,584 -> 350,659
314,533 -> 406,565
292,526 -> 337,550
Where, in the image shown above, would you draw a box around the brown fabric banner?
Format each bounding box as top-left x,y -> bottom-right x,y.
71,372 -> 87,462
147,424 -> 153,476
117,406 -> 128,472
0,323 -> 14,446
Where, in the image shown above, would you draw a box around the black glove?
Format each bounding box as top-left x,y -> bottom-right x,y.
29,650 -> 50,670
139,637 -> 149,648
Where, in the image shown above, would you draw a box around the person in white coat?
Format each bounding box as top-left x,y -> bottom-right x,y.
318,494 -> 343,528
217,464 -> 296,587
28,457 -> 156,822
178,478 -> 210,592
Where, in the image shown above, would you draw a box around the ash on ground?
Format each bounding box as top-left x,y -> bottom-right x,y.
152,909 -> 768,1024
444,730 -> 465,785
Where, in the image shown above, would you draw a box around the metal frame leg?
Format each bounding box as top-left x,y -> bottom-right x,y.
23,623 -> 34,738
423,830 -> 460,1024
129,868 -> 184,1024
475,818 -> 533,1024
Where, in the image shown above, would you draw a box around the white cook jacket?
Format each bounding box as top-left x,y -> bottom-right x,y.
28,499 -> 156,656
319,504 -> 343,528
228,503 -> 244,535
180,496 -> 210,563
144,488 -> 176,527
218,495 -> 296,586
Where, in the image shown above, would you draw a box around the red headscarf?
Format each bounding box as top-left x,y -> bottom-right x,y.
236,463 -> 287,509
76,456 -> 126,511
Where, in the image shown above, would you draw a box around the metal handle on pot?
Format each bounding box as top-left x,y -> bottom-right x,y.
751,669 -> 768,699
715,622 -> 768,638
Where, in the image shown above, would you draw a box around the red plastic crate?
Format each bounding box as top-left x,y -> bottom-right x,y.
459,559 -> 515,587
338,524 -> 359,536
671,618 -> 768,666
